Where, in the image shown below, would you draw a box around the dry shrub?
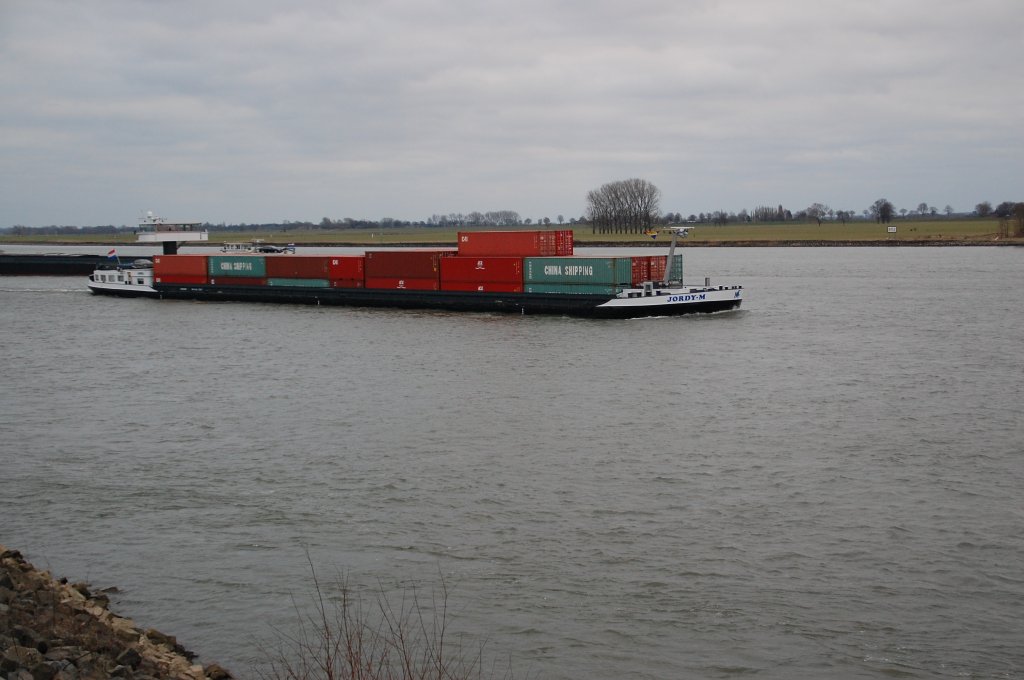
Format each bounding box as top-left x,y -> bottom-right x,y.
257,558 -> 518,680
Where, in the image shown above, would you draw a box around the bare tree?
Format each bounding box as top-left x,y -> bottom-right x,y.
871,198 -> 895,224
806,203 -> 829,226
586,178 -> 662,234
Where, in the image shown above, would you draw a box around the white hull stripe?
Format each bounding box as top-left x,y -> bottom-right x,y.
598,288 -> 742,308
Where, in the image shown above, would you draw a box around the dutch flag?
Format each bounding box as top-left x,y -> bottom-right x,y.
107,248 -> 117,259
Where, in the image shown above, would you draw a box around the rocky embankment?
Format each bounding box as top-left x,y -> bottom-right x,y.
1,545 -> 233,680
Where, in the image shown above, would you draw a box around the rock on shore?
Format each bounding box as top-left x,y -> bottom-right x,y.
1,545 -> 233,680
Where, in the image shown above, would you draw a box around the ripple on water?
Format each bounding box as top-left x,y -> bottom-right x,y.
2,249 -> 1023,679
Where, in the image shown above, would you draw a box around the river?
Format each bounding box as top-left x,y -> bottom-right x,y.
1,245 -> 1021,679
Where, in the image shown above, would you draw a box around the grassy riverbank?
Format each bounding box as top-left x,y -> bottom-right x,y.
2,219 -> 1020,247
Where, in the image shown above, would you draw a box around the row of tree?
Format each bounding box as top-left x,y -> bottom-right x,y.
426,211 -> 528,228
4,182 -> 1023,234
975,201 -> 1023,219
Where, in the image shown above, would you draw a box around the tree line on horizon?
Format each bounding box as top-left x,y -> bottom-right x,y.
4,184 -> 1022,235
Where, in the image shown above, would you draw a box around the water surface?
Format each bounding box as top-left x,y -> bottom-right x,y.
1,246 -> 1021,679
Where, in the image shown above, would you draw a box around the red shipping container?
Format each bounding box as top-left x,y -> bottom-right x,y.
457,230 -> 573,257
153,255 -> 208,276
154,274 -> 208,285
649,256 -> 667,281
630,257 -> 651,285
329,279 -> 364,289
327,256 -> 365,281
365,250 -> 450,278
265,255 -> 330,278
365,277 -> 440,291
553,230 -> 574,255
440,256 -> 523,283
208,277 -> 267,286
624,256 -> 672,284
440,281 -> 524,293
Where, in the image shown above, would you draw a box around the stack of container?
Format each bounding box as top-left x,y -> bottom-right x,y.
523,257 -> 634,295
266,255 -> 330,288
153,255 -> 208,285
364,250 -> 451,290
154,254 -> 371,288
264,254 -> 367,288
632,254 -> 682,285
149,230 -> 678,297
207,254 -> 267,285
457,230 -> 573,257
440,257 -> 524,292
328,256 -> 365,288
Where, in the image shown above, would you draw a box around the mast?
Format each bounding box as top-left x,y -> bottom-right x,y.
662,227 -> 690,285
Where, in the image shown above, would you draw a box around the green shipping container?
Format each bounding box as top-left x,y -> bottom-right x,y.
267,278 -> 330,287
524,257 -> 632,285
208,255 -> 267,278
524,283 -> 620,295
669,254 -> 682,281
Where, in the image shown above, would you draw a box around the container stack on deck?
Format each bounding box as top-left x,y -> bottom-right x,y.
328,256 -> 365,288
456,230 -> 573,257
440,257 -> 524,292
208,254 -> 266,286
364,250 -> 449,290
266,255 -> 329,287
152,254 -> 208,285
151,229 -> 681,295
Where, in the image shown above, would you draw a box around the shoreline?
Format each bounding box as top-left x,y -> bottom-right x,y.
1,544 -> 233,679
2,239 -> 1022,248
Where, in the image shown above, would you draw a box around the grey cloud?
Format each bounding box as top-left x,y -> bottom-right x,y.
2,0 -> 1022,225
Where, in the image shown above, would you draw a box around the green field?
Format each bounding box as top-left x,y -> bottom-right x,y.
2,219 -> 1018,246
572,219 -> 1012,244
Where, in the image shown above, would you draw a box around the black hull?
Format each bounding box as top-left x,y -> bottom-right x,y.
1,254 -> 112,276
104,283 -> 742,318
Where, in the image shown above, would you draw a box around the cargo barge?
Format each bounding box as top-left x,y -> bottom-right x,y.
88,221 -> 743,319
0,253 -> 114,276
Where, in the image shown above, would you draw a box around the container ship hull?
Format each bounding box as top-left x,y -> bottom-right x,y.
133,282 -> 742,318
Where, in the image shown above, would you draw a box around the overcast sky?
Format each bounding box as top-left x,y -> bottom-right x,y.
2,0 -> 1022,227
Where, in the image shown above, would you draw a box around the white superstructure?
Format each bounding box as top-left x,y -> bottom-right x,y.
87,260 -> 156,296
